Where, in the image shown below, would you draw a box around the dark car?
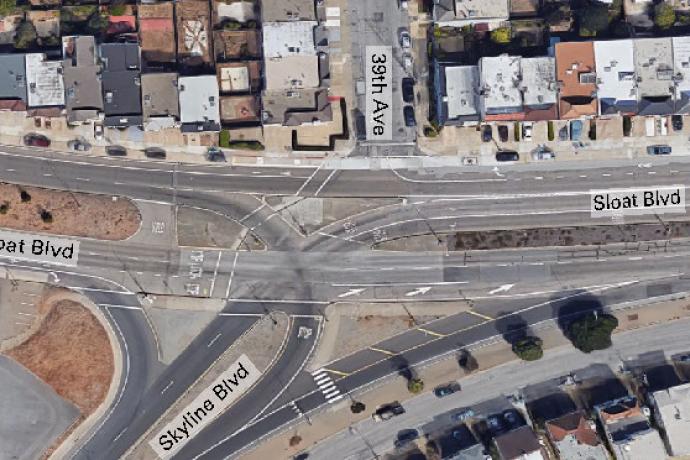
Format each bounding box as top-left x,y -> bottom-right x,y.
498,125 -> 508,142
570,120 -> 583,141
558,125 -> 569,141
207,147 -> 227,162
67,139 -> 91,151
647,145 -> 672,155
373,402 -> 405,421
672,115 -> 683,131
481,125 -> 492,142
106,145 -> 127,156
496,150 -> 519,162
394,429 -> 419,449
144,147 -> 167,159
355,112 -> 366,140
434,382 -> 461,397
403,105 -> 416,127
23,133 -> 50,147
402,77 -> 415,103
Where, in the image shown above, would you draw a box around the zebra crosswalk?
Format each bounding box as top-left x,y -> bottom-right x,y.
312,369 -> 343,403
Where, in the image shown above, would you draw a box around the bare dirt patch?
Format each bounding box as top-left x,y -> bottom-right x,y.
0,183 -> 140,240
6,299 -> 114,415
177,206 -> 264,250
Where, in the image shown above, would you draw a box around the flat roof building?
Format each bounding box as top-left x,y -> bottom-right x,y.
261,88 -> 332,126
62,36 -> 103,123
435,64 -> 480,125
141,72 -> 179,131
555,41 -> 597,119
176,0 -> 212,69
434,0 -> 510,28
545,411 -> 608,460
521,56 -> 558,120
635,38 -> 675,115
0,54 -> 27,107
263,21 -> 317,58
25,53 -> 64,108
220,95 -> 260,125
217,62 -> 261,94
138,2 -> 176,68
178,75 -> 220,132
650,383 -> 690,456
100,43 -> 142,127
261,0 -> 316,21
673,36 -> 690,113
479,55 -> 524,120
594,39 -> 637,116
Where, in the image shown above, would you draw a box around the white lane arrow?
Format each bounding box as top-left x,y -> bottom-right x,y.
337,288 -> 366,298
405,286 -> 432,297
49,272 -> 60,283
489,283 -> 515,295
637,163 -> 652,168
492,166 -> 505,177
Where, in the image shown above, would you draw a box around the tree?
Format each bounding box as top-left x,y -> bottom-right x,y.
350,401 -> 366,414
288,435 -> 302,447
655,3 -> 676,30
567,313 -> 619,353
579,4 -> 609,37
0,202 -> 9,215
19,189 -> 31,203
407,377 -> 424,394
40,209 -> 53,224
0,0 -> 16,16
14,21 -> 37,49
458,349 -> 479,373
512,336 -> 544,361
543,3 -> 569,26
490,27 -> 511,44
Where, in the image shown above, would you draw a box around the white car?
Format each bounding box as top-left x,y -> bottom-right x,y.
400,31 -> 411,49
403,53 -> 413,71
400,0 -> 408,9
94,123 -> 104,140
522,121 -> 533,141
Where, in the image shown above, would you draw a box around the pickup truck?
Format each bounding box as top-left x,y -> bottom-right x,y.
372,402 -> 405,421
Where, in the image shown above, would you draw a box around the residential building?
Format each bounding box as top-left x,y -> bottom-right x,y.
634,38 -> 675,115
176,0 -> 212,69
650,382 -> 690,456
545,411 -> 608,460
479,54 -> 524,120
673,36 -> 690,113
213,30 -> 262,62
62,36 -> 103,124
138,2 -> 176,68
594,39 -> 637,116
220,95 -> 260,125
141,73 -> 179,131
493,426 -> 547,460
217,62 -> 261,94
99,43 -> 143,127
555,41 -> 597,119
435,425 -> 486,459
434,64 -> 480,125
27,10 -> 60,46
178,75 -> 220,132
0,54 -> 27,110
521,56 -> 558,120
261,0 -> 316,21
214,0 -> 258,28
434,0 -> 510,29
25,53 -> 64,108
595,396 -> 666,460
261,88 -> 332,126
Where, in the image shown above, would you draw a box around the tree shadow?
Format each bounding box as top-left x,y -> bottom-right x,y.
494,312 -> 530,347
549,291 -> 605,337
389,354 -> 414,382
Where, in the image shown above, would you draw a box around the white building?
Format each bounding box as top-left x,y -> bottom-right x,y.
594,39 -> 637,115
479,54 -> 523,119
650,383 -> 690,456
178,75 -> 220,132
634,38 -> 675,115
433,0 -> 509,29
24,53 -> 64,108
442,65 -> 480,124
673,36 -> 690,113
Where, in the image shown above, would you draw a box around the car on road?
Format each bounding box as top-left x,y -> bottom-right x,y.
498,125 -> 508,142
403,105 -> 416,127
531,145 -> 555,161
450,408 -> 475,422
402,77 -> 415,103
23,133 -> 50,147
570,120 -> 583,141
677,354 -> 690,362
67,139 -> 91,152
481,125 -> 492,142
372,401 -> 405,421
394,429 -> 419,449
647,144 -> 672,155
672,115 -> 683,131
434,382 -> 461,397
399,30 -> 411,49
522,121 -> 533,141
496,150 -> 519,162
106,145 -> 127,156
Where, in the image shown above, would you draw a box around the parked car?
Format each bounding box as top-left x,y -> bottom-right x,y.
403,105 -> 416,127
401,77 -> 415,103
399,0 -> 408,9
403,53 -> 413,72
23,133 -> 50,147
558,125 -> 569,141
531,146 -> 555,161
450,408 -> 475,422
67,139 -> 91,151
94,123 -> 104,140
657,116 -> 668,136
206,146 -> 226,162
399,30 -> 411,49
355,113 -> 366,140
647,144 -> 672,155
522,121 -> 533,141
570,120 -> 583,141
144,147 -> 166,159
672,115 -> 683,131
496,150 -> 519,162
373,402 -> 405,422
497,125 -> 508,142
106,145 -> 127,156
394,429 -> 419,449
434,382 -> 461,397
481,125 -> 492,142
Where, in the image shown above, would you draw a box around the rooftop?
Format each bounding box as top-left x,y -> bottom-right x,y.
25,53 -> 64,108
494,426 -> 545,460
100,43 -> 142,126
673,36 -> 690,113
176,0 -> 212,67
261,0 -> 316,21
265,55 -> 320,90
594,39 -> 637,115
141,72 -> 179,130
480,54 -> 523,115
545,411 -> 607,460
521,57 -> 557,107
220,95 -> 260,123
178,75 -> 220,131
263,21 -> 317,58
217,62 -> 261,94
597,397 -> 666,460
635,38 -> 674,115
434,0 -> 510,25
262,88 -> 332,126
0,54 -> 27,102
138,3 -> 175,66
213,30 -> 261,62
443,65 -> 480,121
555,41 -> 597,119
651,382 -> 690,456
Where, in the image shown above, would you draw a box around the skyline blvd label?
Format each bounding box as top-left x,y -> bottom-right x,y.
365,46 -> 392,141
0,230 -> 79,266
590,185 -> 686,217
150,355 -> 261,458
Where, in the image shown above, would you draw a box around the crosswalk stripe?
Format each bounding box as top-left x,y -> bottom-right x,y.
319,381 -> 336,390
323,388 -> 341,398
327,395 -> 343,402
314,375 -> 331,384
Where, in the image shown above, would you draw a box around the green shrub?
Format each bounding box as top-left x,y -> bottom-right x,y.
514,122 -> 520,142
40,209 -> 53,224
228,141 -> 265,151
0,0 -> 17,16
547,121 -> 554,141
20,189 -> 31,203
490,27 -> 511,44
623,116 -> 632,137
219,129 -> 230,148
109,4 -> 126,16
14,21 -> 37,49
655,2 -> 676,29
567,313 -> 618,353
407,378 -> 424,394
588,120 -> 597,140
0,202 -> 9,214
512,336 -> 544,361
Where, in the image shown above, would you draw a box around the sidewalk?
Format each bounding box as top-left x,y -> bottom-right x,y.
240,294 -> 690,460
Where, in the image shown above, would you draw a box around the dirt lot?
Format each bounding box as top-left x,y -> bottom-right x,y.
0,183 -> 140,240
6,299 -> 113,415
177,206 -> 264,250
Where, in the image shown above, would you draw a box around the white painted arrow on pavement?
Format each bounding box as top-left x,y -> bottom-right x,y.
337,288 -> 366,298
405,286 -> 431,297
637,163 -> 652,168
492,166 -> 505,177
488,283 -> 515,295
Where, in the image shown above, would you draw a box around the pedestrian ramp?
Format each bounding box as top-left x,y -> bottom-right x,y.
311,369 -> 343,403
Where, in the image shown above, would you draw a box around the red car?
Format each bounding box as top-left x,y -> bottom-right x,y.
23,134 -> 50,147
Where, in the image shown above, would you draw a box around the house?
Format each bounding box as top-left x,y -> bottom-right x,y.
434,63 -> 480,125
141,73 -> 179,131
479,54 -> 524,121
213,30 -> 261,62
510,0 -> 540,18
214,0 -> 258,28
493,426 -> 547,460
176,0 -> 212,69
0,54 -> 27,110
521,56 -> 558,121
555,41 -> 597,119
634,38 -> 675,115
434,0 -> 510,29
261,0 -> 316,21
27,11 -> 60,46
25,53 -> 64,108
263,21 -> 320,91
545,411 -> 608,460
99,43 -> 143,127
138,2 -> 176,68
435,425 -> 486,459
650,382 -> 690,456
107,14 -> 137,39
673,36 -> 690,113
594,39 -> 637,116
217,62 -> 261,94
220,95 -> 260,125
62,36 -> 103,124
595,396 -> 666,460
261,88 -> 332,126
178,75 -> 220,132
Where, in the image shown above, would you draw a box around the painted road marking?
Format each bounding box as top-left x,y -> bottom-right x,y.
489,283 -> 515,295
369,346 -> 395,356
312,369 -> 343,403
466,310 -> 494,321
417,327 -> 445,338
320,368 -> 351,377
405,286 -> 431,297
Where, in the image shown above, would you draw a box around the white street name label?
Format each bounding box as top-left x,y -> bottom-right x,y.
365,46 -> 392,141
150,355 -> 261,458
590,185 -> 686,217
0,230 -> 79,266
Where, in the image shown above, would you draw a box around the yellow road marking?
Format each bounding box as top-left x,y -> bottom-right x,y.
369,346 -> 396,356
417,327 -> 446,338
466,310 -> 494,321
321,368 -> 351,377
